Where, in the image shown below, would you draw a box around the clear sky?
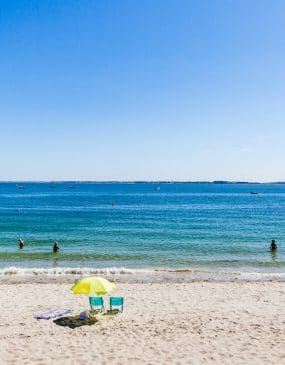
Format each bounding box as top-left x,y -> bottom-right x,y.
1,0 -> 284,181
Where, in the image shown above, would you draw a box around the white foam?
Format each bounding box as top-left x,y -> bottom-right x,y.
0,266 -> 284,282
238,271 -> 285,282
0,266 -> 151,276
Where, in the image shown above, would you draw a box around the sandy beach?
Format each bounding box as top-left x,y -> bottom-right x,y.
0,281 -> 284,365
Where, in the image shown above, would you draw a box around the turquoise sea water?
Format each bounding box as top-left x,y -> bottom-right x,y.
0,182 -> 284,279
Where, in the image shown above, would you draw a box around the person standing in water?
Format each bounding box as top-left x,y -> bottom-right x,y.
19,238 -> 24,249
270,239 -> 277,251
53,242 -> 59,253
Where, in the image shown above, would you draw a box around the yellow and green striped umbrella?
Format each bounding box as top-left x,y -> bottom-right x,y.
71,276 -> 116,296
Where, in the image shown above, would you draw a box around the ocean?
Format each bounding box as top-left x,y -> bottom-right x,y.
0,182 -> 284,281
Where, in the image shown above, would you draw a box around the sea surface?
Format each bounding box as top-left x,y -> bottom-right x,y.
0,182 -> 284,281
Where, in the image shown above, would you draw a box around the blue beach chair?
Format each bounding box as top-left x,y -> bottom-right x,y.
109,297 -> 124,313
89,296 -> 104,313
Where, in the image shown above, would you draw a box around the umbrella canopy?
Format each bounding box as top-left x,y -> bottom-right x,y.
71,276 -> 116,296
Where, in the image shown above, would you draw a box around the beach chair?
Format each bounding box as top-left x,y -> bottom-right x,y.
109,297 -> 124,313
89,296 -> 104,313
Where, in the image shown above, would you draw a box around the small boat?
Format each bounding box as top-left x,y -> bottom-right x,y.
155,186 -> 161,191
250,192 -> 259,195
16,184 -> 25,190
68,186 -> 76,189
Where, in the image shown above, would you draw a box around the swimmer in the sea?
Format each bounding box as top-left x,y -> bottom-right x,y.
270,239 -> 277,251
53,242 -> 59,253
19,238 -> 24,249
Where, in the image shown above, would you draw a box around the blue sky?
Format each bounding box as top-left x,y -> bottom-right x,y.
1,0 -> 284,181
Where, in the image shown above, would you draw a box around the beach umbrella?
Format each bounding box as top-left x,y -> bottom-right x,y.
71,276 -> 116,296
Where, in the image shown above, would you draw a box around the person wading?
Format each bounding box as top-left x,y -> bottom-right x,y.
53,242 -> 60,253
270,239 -> 277,251
19,238 -> 24,249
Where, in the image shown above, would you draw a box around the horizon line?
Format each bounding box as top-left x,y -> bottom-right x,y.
0,180 -> 285,184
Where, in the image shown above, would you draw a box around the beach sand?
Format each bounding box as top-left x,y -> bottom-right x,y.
0,281 -> 284,364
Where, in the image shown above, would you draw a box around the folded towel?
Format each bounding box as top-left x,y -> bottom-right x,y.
35,308 -> 72,320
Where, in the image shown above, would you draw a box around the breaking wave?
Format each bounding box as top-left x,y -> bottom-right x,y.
0,266 -> 284,283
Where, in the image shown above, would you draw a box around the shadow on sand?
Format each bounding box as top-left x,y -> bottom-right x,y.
103,309 -> 120,316
53,315 -> 98,329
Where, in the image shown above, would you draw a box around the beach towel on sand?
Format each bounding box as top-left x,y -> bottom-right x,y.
35,308 -> 72,320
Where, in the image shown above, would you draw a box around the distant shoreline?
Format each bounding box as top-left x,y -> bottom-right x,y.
0,180 -> 285,184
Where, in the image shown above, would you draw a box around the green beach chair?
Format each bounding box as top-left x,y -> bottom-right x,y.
89,296 -> 104,313
109,297 -> 124,313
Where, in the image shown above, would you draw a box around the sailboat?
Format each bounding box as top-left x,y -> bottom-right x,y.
50,182 -> 56,188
